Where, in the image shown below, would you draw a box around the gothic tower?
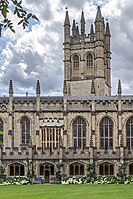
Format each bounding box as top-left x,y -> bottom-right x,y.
63,6 -> 111,96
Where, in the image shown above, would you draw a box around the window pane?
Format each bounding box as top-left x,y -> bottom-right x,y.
100,138 -> 104,148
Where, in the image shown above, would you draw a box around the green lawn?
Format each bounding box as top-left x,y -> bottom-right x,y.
0,184 -> 133,199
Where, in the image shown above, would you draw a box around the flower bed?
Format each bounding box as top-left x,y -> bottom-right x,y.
0,176 -> 30,185
61,176 -> 133,185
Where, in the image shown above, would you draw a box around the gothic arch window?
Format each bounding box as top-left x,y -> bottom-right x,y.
99,163 -> 114,176
126,117 -> 133,150
39,163 -> 55,176
73,55 -> 79,69
9,164 -> 25,176
86,53 -> 93,67
20,117 -> 30,144
72,55 -> 79,78
73,117 -> 86,149
100,117 -> 113,149
129,164 -> 133,175
0,118 -> 3,144
69,163 -> 85,176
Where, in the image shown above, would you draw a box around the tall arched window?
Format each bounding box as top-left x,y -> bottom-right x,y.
86,53 -> 93,67
126,117 -> 133,150
99,163 -> 114,176
73,117 -> 86,149
69,163 -> 85,176
100,117 -> 113,149
73,55 -> 79,69
21,117 -> 30,144
0,118 -> 3,144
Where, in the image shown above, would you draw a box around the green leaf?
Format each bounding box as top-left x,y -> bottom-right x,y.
2,8 -> 7,18
11,28 -> 15,33
32,15 -> 39,21
27,13 -> 32,20
18,19 -> 23,25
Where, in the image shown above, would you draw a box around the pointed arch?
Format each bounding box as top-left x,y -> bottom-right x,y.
99,117 -> 113,149
71,54 -> 80,79
72,117 -> 87,149
85,52 -> 94,77
8,162 -> 25,176
68,161 -> 85,176
126,116 -> 133,150
86,53 -> 93,67
20,116 -> 30,144
99,161 -> 114,176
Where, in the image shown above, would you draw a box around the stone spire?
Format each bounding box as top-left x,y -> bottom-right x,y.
106,21 -> 110,35
117,79 -> 122,96
63,81 -> 67,95
72,19 -> 76,37
80,11 -> 85,36
90,24 -> 94,42
64,10 -> 70,25
95,6 -> 102,21
36,80 -> 41,95
64,9 -> 70,43
9,80 -> 13,97
90,24 -> 94,34
91,79 -> 95,95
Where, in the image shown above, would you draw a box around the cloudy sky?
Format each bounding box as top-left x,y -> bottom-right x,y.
0,0 -> 133,96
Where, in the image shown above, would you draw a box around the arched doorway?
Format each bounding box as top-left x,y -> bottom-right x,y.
39,163 -> 55,183
45,170 -> 50,183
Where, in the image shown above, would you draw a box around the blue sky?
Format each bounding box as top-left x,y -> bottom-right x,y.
0,0 -> 133,96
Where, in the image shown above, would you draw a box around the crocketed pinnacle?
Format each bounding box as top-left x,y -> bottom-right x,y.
90,24 -> 94,34
63,81 -> 67,94
64,10 -> 70,25
91,79 -> 95,95
95,6 -> 102,21
90,135 -> 93,147
9,80 -> 13,95
117,79 -> 122,95
36,80 -> 41,95
81,11 -> 85,35
120,134 -> 124,147
106,21 -> 110,35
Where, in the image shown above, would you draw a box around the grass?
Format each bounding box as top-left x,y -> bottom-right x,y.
0,184 -> 133,199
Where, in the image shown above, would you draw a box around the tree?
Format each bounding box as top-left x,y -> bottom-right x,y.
0,0 -> 39,36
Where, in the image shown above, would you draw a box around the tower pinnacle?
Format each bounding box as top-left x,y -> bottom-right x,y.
95,6 -> 102,21
36,80 -> 41,95
9,80 -> 13,97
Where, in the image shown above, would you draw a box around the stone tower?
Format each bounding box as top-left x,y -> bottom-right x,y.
63,6 -> 111,96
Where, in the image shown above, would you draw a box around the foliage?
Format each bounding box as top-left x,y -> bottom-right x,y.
116,163 -> 126,183
0,0 -> 39,35
86,162 -> 96,183
0,176 -> 30,185
61,175 -> 133,185
0,165 -> 5,174
56,164 -> 62,184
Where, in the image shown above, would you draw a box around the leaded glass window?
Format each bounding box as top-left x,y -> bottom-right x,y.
100,117 -> 113,149
20,117 -> 30,144
73,117 -> 86,149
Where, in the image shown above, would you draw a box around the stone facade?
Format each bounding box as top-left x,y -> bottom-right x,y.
0,7 -> 133,183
